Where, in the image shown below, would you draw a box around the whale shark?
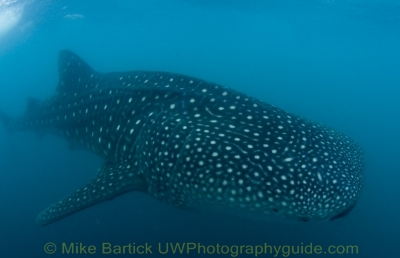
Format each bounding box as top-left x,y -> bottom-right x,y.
0,50 -> 364,226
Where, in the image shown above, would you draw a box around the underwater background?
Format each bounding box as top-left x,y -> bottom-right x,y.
0,0 -> 399,257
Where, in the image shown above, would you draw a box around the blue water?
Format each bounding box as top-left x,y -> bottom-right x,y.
0,0 -> 399,257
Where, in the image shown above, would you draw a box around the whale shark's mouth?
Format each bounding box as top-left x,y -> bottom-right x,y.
329,202 -> 357,221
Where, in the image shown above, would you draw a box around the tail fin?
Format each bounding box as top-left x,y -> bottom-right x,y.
1,98 -> 43,135
24,97 -> 42,117
0,110 -> 13,130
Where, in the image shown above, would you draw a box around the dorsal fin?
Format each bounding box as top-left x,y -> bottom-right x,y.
57,50 -> 96,92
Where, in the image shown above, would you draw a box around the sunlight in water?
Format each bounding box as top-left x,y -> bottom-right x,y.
0,0 -> 24,38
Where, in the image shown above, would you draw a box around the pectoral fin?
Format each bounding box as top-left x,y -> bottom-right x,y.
36,161 -> 146,226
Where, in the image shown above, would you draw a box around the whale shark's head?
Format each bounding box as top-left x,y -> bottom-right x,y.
155,96 -> 365,222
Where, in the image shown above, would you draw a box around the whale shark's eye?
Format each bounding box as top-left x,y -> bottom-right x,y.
301,217 -> 310,222
273,208 -> 279,213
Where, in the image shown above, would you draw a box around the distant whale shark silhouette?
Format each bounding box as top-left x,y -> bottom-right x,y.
0,50 -> 364,226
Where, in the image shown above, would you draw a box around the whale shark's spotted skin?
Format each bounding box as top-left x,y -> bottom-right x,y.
1,50 -> 364,226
